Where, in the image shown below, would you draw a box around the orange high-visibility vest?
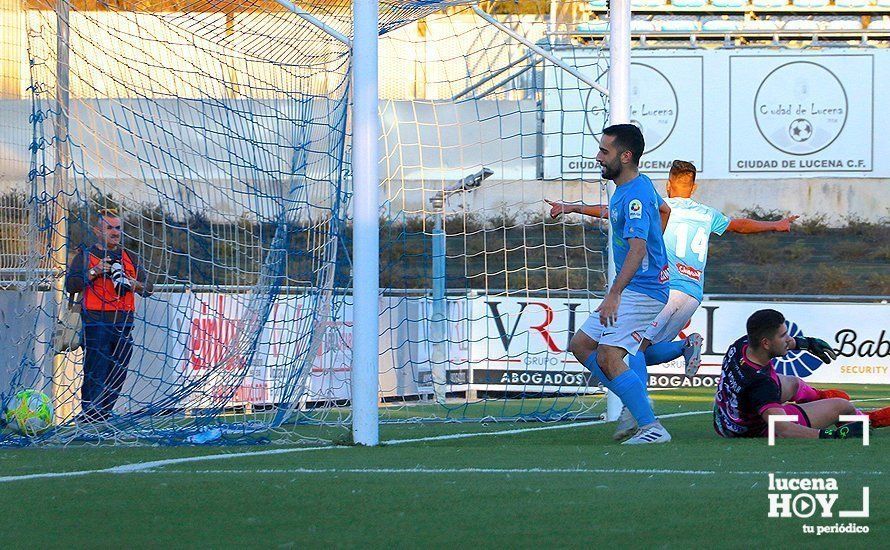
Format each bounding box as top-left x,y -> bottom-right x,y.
82,249 -> 137,312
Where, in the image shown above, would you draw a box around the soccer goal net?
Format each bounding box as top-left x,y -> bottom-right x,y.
0,0 -> 612,445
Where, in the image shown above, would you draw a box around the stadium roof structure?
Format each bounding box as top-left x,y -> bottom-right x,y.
21,0 -> 541,11
22,0 -> 489,37
21,0 -> 478,15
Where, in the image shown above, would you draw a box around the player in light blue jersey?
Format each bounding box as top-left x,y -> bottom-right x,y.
639,160 -> 798,379
549,159 -> 798,441
560,124 -> 673,445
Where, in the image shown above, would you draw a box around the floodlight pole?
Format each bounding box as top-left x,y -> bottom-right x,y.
351,0 -> 380,446
606,0 -> 632,422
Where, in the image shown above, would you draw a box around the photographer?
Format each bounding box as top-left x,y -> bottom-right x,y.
65,210 -> 152,422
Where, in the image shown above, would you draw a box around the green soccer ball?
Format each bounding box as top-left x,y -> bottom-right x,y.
4,389 -> 54,436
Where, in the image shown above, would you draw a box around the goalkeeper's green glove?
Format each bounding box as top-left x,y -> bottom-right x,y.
795,336 -> 837,364
818,422 -> 864,440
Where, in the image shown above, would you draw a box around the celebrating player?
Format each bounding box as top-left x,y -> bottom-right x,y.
639,160 -> 799,376
567,124 -> 672,445
549,160 -> 799,374
548,159 -> 800,439
714,309 -> 890,439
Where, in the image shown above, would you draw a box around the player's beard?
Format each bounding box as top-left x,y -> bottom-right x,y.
600,159 -> 621,181
766,340 -> 789,359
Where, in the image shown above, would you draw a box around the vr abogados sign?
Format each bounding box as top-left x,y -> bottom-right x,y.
468,297 -> 890,391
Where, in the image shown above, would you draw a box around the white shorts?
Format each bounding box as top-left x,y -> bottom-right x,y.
579,289 -> 666,356
643,289 -> 701,344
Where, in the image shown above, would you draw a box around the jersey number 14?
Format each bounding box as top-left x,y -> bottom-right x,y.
673,223 -> 707,262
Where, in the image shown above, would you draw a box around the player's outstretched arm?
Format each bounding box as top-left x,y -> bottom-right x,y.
545,199 -> 609,220
726,215 -> 799,234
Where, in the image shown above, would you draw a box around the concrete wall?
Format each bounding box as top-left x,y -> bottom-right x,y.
2,98 -> 887,225
386,177 -> 890,226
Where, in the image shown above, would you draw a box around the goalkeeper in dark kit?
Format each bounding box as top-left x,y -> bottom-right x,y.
713,309 -> 890,440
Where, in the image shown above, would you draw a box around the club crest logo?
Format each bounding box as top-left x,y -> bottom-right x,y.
585,63 -> 679,155
773,320 -> 825,378
753,61 -> 847,156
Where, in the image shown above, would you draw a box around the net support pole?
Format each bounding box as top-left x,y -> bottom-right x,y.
351,0 -> 380,446
51,0 -> 74,422
429,196 -> 447,404
273,0 -> 352,46
471,5 -> 608,97
606,0 -> 632,422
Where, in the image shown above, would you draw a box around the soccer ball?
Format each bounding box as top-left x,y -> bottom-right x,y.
789,118 -> 813,142
3,389 -> 54,436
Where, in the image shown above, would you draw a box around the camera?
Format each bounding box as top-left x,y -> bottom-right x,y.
110,261 -> 132,295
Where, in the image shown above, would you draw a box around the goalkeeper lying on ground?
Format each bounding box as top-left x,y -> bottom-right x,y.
714,309 -> 890,439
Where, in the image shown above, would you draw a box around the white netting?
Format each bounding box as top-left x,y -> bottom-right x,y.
0,0 -> 612,445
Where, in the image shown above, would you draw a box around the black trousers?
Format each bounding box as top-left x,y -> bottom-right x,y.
81,315 -> 134,419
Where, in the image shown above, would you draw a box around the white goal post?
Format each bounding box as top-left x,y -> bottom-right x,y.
350,0 -> 633,445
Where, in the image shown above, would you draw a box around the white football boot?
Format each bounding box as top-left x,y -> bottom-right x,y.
621,421 -> 672,445
683,333 -> 704,378
612,406 -> 637,441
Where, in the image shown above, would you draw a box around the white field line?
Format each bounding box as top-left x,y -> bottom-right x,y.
0,398 -> 886,484
143,467 -> 885,476
0,410 -> 703,483
0,445 -> 352,483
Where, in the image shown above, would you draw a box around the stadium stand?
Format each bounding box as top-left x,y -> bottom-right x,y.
834,0 -> 870,7
578,0 -> 890,43
631,0 -> 665,7
701,17 -> 743,31
783,19 -> 823,30
631,19 -> 659,31
576,19 -> 611,32
710,0 -> 749,7
792,0 -> 830,6
741,19 -> 783,30
657,19 -> 703,31
828,18 -> 867,29
751,0 -> 789,8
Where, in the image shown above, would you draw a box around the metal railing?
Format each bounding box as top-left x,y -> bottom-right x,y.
565,28 -> 890,47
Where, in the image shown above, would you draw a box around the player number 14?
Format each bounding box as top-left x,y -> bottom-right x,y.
674,223 -> 707,262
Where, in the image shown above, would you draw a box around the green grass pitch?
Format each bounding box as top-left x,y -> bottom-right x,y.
0,385 -> 886,548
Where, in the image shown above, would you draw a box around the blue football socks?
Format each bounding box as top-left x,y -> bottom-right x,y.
644,340 -> 686,366
628,352 -> 649,390
583,351 -> 656,427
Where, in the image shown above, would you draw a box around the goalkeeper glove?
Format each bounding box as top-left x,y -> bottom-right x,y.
818,422 -> 864,440
794,336 -> 837,364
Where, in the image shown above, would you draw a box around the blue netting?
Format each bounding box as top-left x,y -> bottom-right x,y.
0,0 -> 610,446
